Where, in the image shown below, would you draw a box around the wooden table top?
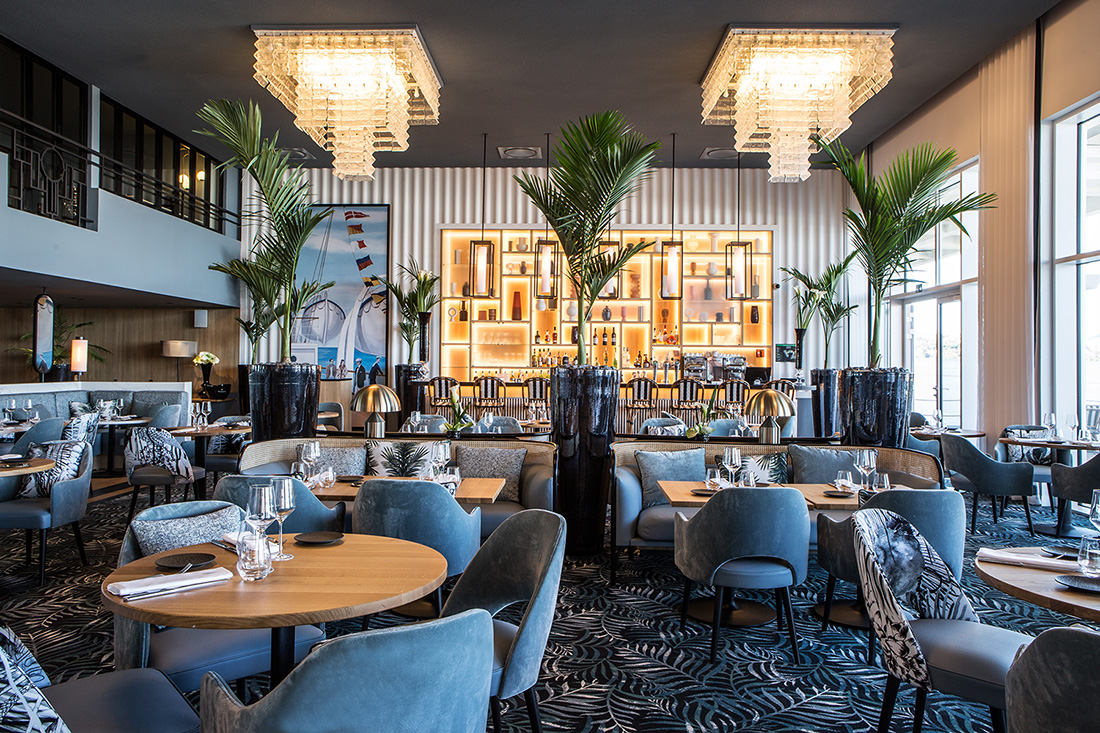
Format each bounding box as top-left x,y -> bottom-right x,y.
0,457 -> 55,477
170,425 -> 251,438
99,417 -> 152,427
975,547 -> 1100,624
101,534 -> 446,629
997,436 -> 1099,451
657,481 -> 862,510
0,421 -> 33,435
318,411 -> 339,419
313,477 -> 506,504
911,428 -> 986,439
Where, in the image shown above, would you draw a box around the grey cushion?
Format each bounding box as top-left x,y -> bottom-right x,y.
472,500 -> 525,537
788,443 -> 860,483
491,618 -> 518,693
43,668 -> 200,733
713,558 -> 795,589
0,499 -> 51,529
132,398 -> 170,419
455,446 -> 527,503
884,470 -> 939,490
910,618 -> 1031,709
241,460 -> 294,476
637,504 -> 699,542
635,448 -> 705,508
315,445 -> 369,476
130,504 -> 241,556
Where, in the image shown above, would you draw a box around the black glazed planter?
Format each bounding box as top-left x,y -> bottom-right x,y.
551,364 -> 620,555
43,364 -> 72,382
237,364 -> 251,412
810,368 -> 842,438
839,367 -> 914,448
394,363 -> 427,429
417,312 -> 432,364
248,363 -> 319,442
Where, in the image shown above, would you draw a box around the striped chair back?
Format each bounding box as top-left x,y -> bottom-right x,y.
626,377 -> 658,406
524,377 -> 550,403
428,376 -> 459,406
671,378 -> 703,405
474,376 -> 506,402
721,379 -> 750,405
764,379 -> 797,398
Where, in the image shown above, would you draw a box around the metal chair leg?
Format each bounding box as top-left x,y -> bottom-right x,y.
821,575 -> 837,632
867,624 -> 877,665
490,695 -> 502,733
782,586 -> 799,665
774,589 -> 785,632
971,493 -> 979,534
913,687 -> 927,733
524,688 -> 544,733
71,522 -> 87,565
1023,496 -> 1035,536
127,486 -> 141,525
877,675 -> 900,733
990,494 -> 999,523
709,586 -> 725,662
38,528 -> 47,586
680,577 -> 692,630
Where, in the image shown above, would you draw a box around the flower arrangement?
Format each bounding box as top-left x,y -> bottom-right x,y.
379,257 -> 441,362
442,388 -> 474,434
193,351 -> 220,365
685,387 -> 722,439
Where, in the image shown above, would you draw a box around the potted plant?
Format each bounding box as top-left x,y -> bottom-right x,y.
208,251 -> 279,407
515,110 -> 660,553
685,387 -> 721,440
817,136 -> 996,446
11,308 -> 110,381
779,266 -> 822,384
441,388 -> 474,438
380,257 -> 441,425
200,99 -> 334,441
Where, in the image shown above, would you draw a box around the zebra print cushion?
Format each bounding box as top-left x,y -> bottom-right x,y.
61,412 -> 99,446
19,441 -> 88,498
0,628 -> 49,689
0,629 -> 70,732
208,433 -> 247,455
124,428 -> 193,483
67,401 -> 95,418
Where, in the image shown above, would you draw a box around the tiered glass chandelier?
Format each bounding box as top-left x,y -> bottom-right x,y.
253,26 -> 442,181
701,28 -> 894,182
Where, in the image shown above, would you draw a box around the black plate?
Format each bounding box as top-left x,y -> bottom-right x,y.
1042,546 -> 1078,559
336,475 -> 364,483
690,488 -> 718,496
294,531 -> 344,546
154,552 -> 215,571
824,490 -> 858,499
1055,575 -> 1100,593
0,455 -> 26,464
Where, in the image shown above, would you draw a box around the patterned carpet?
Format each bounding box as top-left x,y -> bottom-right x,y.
0,489 -> 1084,732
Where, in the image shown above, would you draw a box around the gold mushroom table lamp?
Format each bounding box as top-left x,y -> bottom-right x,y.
352,384 -> 402,438
745,389 -> 796,443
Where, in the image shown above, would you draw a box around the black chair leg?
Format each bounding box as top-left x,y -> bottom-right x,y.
1055,499 -> 1065,538
490,695 -> 502,733
913,687 -> 927,733
24,529 -> 32,565
71,522 -> 87,565
360,614 -> 374,632
878,675 -> 900,733
971,493 -> 979,534
781,586 -> 799,665
609,544 -> 618,584
38,528 -> 47,586
990,494 -> 999,523
524,688 -> 544,733
148,485 -> 156,508
432,586 -> 444,617
867,624 -> 877,666
127,486 -> 141,525
680,577 -> 692,630
821,575 -> 837,632
774,589 -> 785,632
710,586 -> 725,662
989,706 -> 1006,733
1022,498 -> 1035,536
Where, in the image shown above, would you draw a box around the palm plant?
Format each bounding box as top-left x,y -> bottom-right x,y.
780,266 -> 822,331
378,442 -> 428,478
380,257 -> 440,362
815,256 -> 858,369
442,388 -> 474,433
816,137 -> 996,367
12,308 -> 109,367
515,111 -> 661,365
199,99 -> 334,362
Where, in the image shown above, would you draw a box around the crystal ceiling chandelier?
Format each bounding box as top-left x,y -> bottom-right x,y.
701,27 -> 894,183
253,26 -> 442,181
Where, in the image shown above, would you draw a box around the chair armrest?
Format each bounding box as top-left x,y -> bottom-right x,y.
613,466 -> 643,547
519,463 -> 554,510
993,441 -> 1009,462
974,455 -> 1035,496
48,471 -> 90,527
200,671 -> 247,733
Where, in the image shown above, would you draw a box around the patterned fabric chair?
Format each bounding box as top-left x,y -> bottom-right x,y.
123,427 -> 205,524
472,377 -> 506,420
719,378 -> 750,416
852,508 -> 1031,733
523,377 -> 550,407
1007,627 -> 1100,733
61,411 -> 100,446
940,434 -> 1035,535
427,376 -> 460,414
668,378 -> 705,425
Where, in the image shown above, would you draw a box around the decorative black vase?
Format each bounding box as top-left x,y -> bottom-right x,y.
248,363 -> 319,442
237,364 -> 251,412
394,362 -> 427,429
200,363 -> 213,397
551,364 -> 620,555
839,367 -> 914,448
794,327 -> 807,384
43,364 -> 72,382
417,311 -> 433,364
810,368 -> 842,438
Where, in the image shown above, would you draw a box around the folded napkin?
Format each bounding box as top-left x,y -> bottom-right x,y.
107,567 -> 233,598
975,547 -> 1079,573
221,531 -> 279,549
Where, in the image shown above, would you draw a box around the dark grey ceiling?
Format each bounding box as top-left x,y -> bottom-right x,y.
0,0 -> 1060,170
0,268 -> 226,309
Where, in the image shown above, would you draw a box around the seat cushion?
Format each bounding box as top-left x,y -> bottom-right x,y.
637,504 -> 699,542
43,668 -> 199,733
635,448 -> 705,508
0,498 -> 51,529
713,558 -> 795,590
490,618 -> 518,695
910,619 -> 1031,709
204,454 -> 240,473
149,624 -> 326,693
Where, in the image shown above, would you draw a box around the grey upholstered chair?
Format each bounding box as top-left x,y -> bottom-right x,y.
318,401 -> 345,431
115,501 -> 325,692
1049,454 -> 1100,538
1006,626 -> 1098,733
853,509 -> 1031,733
817,488 -> 966,662
995,424 -> 1071,512
638,416 -> 686,436
0,448 -> 91,585
354,479 -> 481,614
11,417 -> 66,455
909,412 -> 928,428
203,415 -> 251,481
212,474 -> 345,533
124,427 -> 206,524
674,487 -> 809,663
200,609 -> 493,733
707,418 -> 750,437
940,434 -> 1035,535
905,433 -> 941,460
441,509 -> 566,733
473,415 -> 523,433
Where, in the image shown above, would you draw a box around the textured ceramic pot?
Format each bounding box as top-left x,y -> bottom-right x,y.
810,368 -> 842,438
417,312 -> 433,363
237,364 -> 251,411
839,367 -> 914,447
249,363 -> 319,441
394,362 -> 427,429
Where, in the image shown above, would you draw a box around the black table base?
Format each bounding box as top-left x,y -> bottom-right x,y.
270,626 -> 295,686
683,597 -> 775,627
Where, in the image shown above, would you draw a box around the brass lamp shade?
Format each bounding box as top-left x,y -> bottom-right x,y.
161,340 -> 198,358
745,389 -> 795,418
352,384 -> 402,438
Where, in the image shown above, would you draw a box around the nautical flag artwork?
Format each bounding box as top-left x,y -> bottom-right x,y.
347,224 -> 364,235
344,210 -> 371,220
356,255 -> 374,271
355,240 -> 368,249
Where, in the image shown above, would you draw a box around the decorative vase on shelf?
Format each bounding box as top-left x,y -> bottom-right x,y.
601,305 -> 612,321
200,363 -> 213,396
511,292 -> 522,321
567,301 -> 578,319
794,327 -> 807,384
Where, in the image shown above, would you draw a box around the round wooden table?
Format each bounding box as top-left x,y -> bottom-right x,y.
910,428 -> 986,440
975,548 -> 1100,624
0,457 -> 55,477
102,534 -> 446,684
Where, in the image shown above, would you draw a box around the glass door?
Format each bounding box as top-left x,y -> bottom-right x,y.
905,296 -> 962,426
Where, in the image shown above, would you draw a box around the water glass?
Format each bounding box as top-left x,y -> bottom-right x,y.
236,523 -> 273,581
740,471 -> 756,488
835,471 -> 853,490
23,399 -> 32,413
1079,537 -> 1100,579
876,473 -> 891,492
272,477 -> 296,561
705,468 -> 721,491
1090,490 -> 1100,534
315,466 -> 336,489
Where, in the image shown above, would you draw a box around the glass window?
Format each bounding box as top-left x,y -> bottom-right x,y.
904,170 -> 974,291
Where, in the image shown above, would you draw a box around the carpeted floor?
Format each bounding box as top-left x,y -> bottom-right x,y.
0,489 -> 1084,732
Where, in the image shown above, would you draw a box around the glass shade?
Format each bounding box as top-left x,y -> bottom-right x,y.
161,340 -> 198,358
724,240 -> 753,300
534,239 -> 558,299
597,240 -> 621,300
70,337 -> 88,373
659,240 -> 683,300
469,240 -> 496,298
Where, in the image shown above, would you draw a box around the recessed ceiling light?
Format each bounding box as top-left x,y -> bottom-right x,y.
700,147 -> 740,160
497,146 -> 542,160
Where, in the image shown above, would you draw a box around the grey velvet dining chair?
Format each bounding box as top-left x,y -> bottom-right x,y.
1050,454 -> 1100,538
318,401 -> 345,431
706,418 -> 750,437
674,487 -> 809,664
474,415 -> 523,433
212,474 -> 345,533
853,508 -> 1031,733
441,509 -> 567,733
1006,626 -> 1099,733
200,609 -> 494,733
939,434 -> 1035,535
354,478 -> 481,615
399,413 -> 447,433
115,500 -> 325,693
10,417 -> 65,455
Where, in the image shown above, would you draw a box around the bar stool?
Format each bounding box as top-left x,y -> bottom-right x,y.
669,378 -> 705,426
625,377 -> 658,432
720,378 -> 751,417
764,379 -> 797,399
472,376 -> 506,420
524,376 -> 550,407
427,376 -> 459,415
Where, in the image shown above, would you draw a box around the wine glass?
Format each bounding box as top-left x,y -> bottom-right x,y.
855,450 -> 877,490
271,477 -> 296,561
1044,412 -> 1058,437
483,412 -> 494,434
1068,414 -> 1081,442
1089,490 -> 1100,534
201,402 -> 212,426
246,484 -> 277,532
23,399 -> 32,416
931,409 -> 943,432
409,411 -> 422,433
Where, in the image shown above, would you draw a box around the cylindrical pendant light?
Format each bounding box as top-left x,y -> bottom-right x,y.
659,132 -> 683,301
469,132 -> 496,298
70,337 -> 88,377
534,132 -> 560,301
725,151 -> 753,300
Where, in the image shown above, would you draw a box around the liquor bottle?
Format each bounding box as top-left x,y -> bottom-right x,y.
669,327 -> 678,346
552,327 -> 558,344
634,351 -> 641,368
534,330 -> 541,344
601,328 -> 608,346
643,354 -> 651,369
593,330 -> 598,346
544,329 -> 550,344
613,353 -> 618,369
603,350 -> 609,365
571,326 -> 579,344
661,326 -> 669,344
459,301 -> 469,321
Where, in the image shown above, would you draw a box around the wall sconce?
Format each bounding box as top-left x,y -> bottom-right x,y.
598,240 -> 621,300
659,239 -> 683,300
724,240 -> 753,300
534,239 -> 558,299
70,337 -> 88,379
468,240 -> 496,298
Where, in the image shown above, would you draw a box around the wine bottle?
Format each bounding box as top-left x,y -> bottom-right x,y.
552,327 -> 558,344
634,351 -> 641,368
611,330 -> 617,346
601,328 -> 608,346
534,330 -> 541,344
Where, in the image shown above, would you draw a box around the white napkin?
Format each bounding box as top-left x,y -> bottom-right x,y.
107,567 -> 233,598
975,547 -> 1079,572
221,531 -> 279,550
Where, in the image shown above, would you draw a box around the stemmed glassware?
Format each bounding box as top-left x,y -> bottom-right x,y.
855,450 -> 877,490
300,441 -> 320,482
271,478 -> 296,561
1089,490 -> 1100,534
719,447 -> 741,483
1044,412 -> 1058,438
247,484 -> 277,532
1068,414 -> 1080,443
483,412 -> 495,434
931,409 -> 943,432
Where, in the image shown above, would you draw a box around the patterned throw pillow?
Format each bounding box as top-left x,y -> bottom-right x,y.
649,425 -> 686,437
61,411 -> 99,445
130,504 -> 243,557
68,401 -> 96,417
20,441 -> 88,498
1003,428 -> 1053,465
0,627 -> 50,688
209,433 -> 247,455
124,428 -> 193,483
736,453 -> 789,484
0,635 -> 70,732
635,448 -> 705,508
366,441 -> 439,479
455,446 -> 527,503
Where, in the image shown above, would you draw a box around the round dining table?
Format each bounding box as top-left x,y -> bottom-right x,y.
910,428 -> 986,440
0,457 -> 55,478
102,534 -> 447,684
975,547 -> 1100,624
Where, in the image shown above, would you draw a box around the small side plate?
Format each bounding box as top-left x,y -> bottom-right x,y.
0,454 -> 25,463
155,552 -> 216,571
294,531 -> 344,546
1042,546 -> 1078,559
690,488 -> 718,497
1055,575 -> 1100,593
824,490 -> 857,499
337,475 -> 364,483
